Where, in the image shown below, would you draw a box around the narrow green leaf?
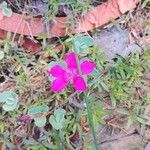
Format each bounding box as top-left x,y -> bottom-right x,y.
0,51 -> 4,60
116,108 -> 130,115
137,117 -> 147,124
110,96 -> 116,107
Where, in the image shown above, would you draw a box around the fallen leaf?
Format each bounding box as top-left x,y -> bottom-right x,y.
22,38 -> 42,54
0,29 -> 6,39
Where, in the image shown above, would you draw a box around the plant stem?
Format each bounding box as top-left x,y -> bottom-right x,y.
74,52 -> 82,76
53,129 -> 61,150
73,50 -> 99,149
84,93 -> 99,150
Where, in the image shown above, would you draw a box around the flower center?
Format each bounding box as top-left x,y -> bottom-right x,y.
63,69 -> 78,82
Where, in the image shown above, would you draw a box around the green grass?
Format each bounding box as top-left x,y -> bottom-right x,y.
0,31 -> 150,149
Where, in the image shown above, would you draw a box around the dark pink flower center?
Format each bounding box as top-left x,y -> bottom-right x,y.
63,68 -> 78,83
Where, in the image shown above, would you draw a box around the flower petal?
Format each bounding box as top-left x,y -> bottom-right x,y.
49,65 -> 66,78
73,76 -> 87,91
51,78 -> 68,92
81,61 -> 95,75
65,52 -> 78,70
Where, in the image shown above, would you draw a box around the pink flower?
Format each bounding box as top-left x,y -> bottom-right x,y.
49,52 -> 95,92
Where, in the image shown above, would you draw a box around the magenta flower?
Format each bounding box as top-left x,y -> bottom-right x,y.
49,52 -> 95,92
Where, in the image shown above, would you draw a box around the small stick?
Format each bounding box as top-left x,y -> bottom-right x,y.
12,12 -> 25,43
25,21 -> 34,40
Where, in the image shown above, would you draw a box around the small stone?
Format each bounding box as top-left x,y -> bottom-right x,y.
94,26 -> 142,61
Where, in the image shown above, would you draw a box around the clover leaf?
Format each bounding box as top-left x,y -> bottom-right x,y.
28,105 -> 49,127
0,91 -> 19,111
0,1 -> 12,17
34,116 -> 47,127
73,35 -> 95,56
0,1 -> 7,9
49,108 -> 66,130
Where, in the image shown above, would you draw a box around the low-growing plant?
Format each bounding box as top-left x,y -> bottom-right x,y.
0,28 -> 150,149
0,1 -> 12,17
0,91 -> 19,111
28,105 -> 49,127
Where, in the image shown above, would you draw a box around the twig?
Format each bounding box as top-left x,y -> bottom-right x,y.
25,21 -> 34,40
12,12 -> 25,43
107,122 -> 128,134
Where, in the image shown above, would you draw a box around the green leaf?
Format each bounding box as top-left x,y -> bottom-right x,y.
0,1 -> 12,17
2,8 -> 12,17
80,44 -> 88,50
0,51 -> 4,60
0,1 -> 7,9
74,35 -> 95,47
116,108 -> 130,115
126,117 -> 133,129
73,35 -> 95,55
24,138 -> 39,145
34,116 -> 46,127
0,92 -> 9,102
28,105 -> 49,127
49,115 -> 63,130
42,142 -> 56,149
28,105 -> 49,114
55,109 -> 66,123
80,36 -> 95,46
48,61 -> 66,72
100,82 -> 109,91
5,96 -> 17,105
2,102 -> 18,111
74,41 -> 80,53
0,91 -> 19,111
137,117 -> 147,125
49,108 -> 66,130
28,145 -> 47,150
110,96 -> 116,107
90,69 -> 100,76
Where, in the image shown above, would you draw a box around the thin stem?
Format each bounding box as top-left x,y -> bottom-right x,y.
74,52 -> 82,76
53,129 -> 61,150
84,93 -> 99,150
73,49 -> 99,149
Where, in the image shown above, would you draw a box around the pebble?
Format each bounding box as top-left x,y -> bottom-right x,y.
94,26 -> 142,60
